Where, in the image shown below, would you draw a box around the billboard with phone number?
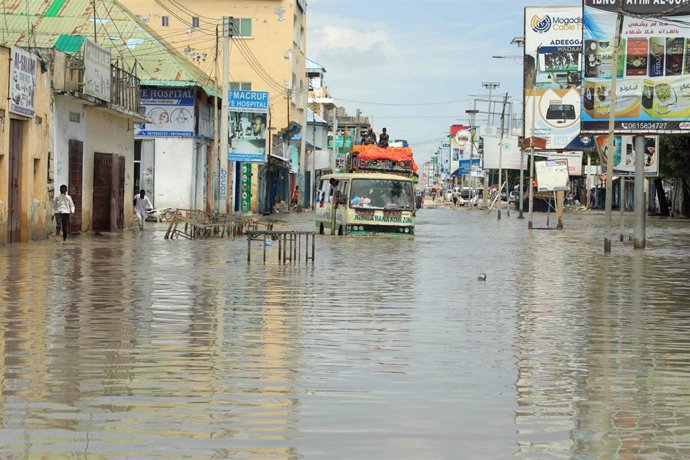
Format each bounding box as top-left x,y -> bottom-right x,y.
582,0 -> 690,134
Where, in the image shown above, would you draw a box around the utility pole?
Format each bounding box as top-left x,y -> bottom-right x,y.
527,89 -> 537,230
466,109 -> 479,205
604,12 -> 624,253
212,24 -> 220,214
221,17 -> 232,213
497,93 -> 508,220
633,135 -> 646,248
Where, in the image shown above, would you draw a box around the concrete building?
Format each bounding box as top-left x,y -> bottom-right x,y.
119,0 -> 308,213
0,0 -> 223,244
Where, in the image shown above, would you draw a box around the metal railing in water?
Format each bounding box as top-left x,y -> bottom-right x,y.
246,230 -> 316,264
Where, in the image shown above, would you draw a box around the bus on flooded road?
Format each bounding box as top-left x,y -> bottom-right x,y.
315,172 -> 415,236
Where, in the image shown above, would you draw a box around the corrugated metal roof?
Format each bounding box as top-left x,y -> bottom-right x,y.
0,0 -> 219,94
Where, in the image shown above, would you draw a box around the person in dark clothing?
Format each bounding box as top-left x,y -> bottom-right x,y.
378,127 -> 390,148
363,127 -> 377,145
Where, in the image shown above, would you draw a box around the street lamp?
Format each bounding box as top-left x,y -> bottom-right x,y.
465,109 -> 479,205
481,82 -> 500,126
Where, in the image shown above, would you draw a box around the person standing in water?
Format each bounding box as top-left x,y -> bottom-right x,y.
54,184 -> 75,241
134,190 -> 153,230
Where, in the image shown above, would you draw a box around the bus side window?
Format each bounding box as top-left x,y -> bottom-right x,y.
339,182 -> 349,205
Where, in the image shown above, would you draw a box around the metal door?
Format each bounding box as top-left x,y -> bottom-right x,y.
114,155 -> 125,230
68,140 -> 84,233
93,153 -> 112,231
7,120 -> 23,243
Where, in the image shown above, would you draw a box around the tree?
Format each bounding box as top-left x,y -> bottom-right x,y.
659,135 -> 690,217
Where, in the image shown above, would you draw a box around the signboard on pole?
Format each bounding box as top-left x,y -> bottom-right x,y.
595,135 -> 659,176
547,151 -> 583,176
136,87 -> 195,137
450,125 -> 471,161
228,90 -> 269,163
524,6 -> 583,149
582,0 -> 690,134
482,134 -> 526,170
10,47 -> 36,117
535,159 -> 570,191
83,39 -> 111,102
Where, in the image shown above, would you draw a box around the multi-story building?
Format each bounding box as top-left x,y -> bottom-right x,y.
120,0 -> 307,213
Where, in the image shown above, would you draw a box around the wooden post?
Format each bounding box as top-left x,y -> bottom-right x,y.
556,190 -> 565,230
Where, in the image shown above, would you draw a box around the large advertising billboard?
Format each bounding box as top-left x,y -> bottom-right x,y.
450,125 -> 471,161
136,87 -> 195,137
582,0 -> 690,133
524,6 -> 584,149
595,135 -> 659,177
228,90 -> 269,163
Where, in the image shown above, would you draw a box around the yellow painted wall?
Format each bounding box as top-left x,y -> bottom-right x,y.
119,0 -> 307,134
0,46 -> 54,245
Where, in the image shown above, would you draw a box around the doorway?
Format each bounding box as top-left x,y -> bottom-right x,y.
93,153 -> 125,232
68,140 -> 84,234
7,119 -> 23,243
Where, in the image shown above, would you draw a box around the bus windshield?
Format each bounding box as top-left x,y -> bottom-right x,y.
349,178 -> 414,210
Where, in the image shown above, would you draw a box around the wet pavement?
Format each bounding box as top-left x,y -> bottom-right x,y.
1,208 -> 690,458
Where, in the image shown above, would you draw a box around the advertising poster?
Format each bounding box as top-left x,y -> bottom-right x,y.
524,7 -> 583,149
228,90 -> 269,163
481,134 -> 526,170
136,87 -> 195,137
10,47 -> 36,117
535,159 -> 570,191
83,39 -> 111,102
595,135 -> 659,176
546,151 -> 583,176
582,1 -> 690,133
450,125 -> 471,161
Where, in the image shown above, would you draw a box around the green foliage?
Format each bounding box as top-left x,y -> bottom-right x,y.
659,136 -> 690,179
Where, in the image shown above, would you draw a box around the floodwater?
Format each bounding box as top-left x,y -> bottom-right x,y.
1,207 -> 690,459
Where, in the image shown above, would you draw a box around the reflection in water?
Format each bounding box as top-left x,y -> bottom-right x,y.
0,211 -> 689,457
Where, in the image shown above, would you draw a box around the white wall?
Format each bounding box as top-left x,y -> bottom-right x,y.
53,96 -> 86,190
153,137 -> 195,209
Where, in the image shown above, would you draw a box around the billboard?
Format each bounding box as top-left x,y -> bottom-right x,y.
524,7 -> 583,149
83,39 -> 111,102
595,135 -> 659,177
136,87 -> 195,137
482,134 -> 526,170
582,0 -> 690,133
450,125 -> 471,161
228,90 -> 269,163
547,151 -> 583,176
535,159 -> 570,191
10,47 -> 36,117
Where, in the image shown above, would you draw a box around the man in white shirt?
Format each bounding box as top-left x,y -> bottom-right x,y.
54,184 -> 75,241
134,189 -> 153,230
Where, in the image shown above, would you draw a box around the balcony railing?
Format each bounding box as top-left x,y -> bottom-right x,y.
59,52 -> 141,115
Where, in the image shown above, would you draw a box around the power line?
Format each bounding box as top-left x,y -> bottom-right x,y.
334,97 -> 470,106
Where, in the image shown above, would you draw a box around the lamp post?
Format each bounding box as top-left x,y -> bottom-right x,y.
481,82 -> 500,126
465,109 -> 479,205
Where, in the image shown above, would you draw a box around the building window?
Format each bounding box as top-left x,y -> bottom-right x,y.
162,16 -> 169,27
231,18 -> 252,37
230,82 -> 252,91
192,16 -> 200,28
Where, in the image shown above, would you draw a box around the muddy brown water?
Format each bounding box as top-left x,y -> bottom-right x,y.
1,209 -> 689,458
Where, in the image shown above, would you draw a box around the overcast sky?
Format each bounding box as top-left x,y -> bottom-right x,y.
307,0 -> 574,164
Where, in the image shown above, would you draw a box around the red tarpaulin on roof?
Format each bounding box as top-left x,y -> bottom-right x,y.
353,145 -> 418,171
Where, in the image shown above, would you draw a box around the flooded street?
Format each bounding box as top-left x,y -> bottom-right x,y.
1,208 -> 690,458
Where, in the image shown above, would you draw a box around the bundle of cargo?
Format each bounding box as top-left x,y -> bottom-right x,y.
351,145 -> 418,177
